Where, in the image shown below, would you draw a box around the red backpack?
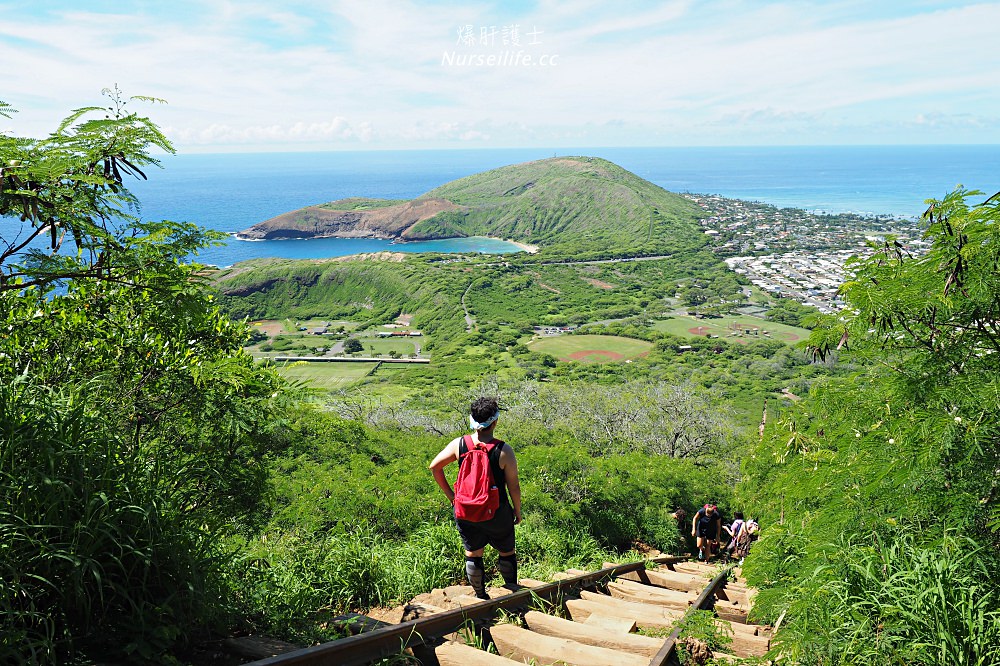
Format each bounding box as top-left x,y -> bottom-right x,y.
454,435 -> 502,522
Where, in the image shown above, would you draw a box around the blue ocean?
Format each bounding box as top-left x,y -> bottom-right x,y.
6,146 -> 999,267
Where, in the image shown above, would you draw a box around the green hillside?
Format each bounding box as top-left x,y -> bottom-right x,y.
215,254 -> 469,342
236,157 -> 710,259
412,156 -> 708,256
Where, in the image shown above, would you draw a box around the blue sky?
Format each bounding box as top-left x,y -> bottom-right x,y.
2,1 -> 998,151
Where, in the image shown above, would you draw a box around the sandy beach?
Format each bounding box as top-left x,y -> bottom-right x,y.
502,238 -> 539,254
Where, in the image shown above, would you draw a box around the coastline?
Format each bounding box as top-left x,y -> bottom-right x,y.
499,238 -> 538,254
232,231 -> 537,254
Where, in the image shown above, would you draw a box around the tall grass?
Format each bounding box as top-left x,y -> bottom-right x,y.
228,523 -> 463,642
770,529 -> 1000,666
0,381 -> 227,664
228,517 -> 640,643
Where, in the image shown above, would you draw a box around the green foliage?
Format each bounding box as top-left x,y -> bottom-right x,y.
765,297 -> 818,327
0,264 -> 289,662
417,156 -> 710,258
213,256 -> 468,347
317,197 -> 410,211
0,95 -> 291,663
0,256 -> 290,531
742,188 -> 1000,662
227,523 -> 461,642
808,187 -> 1000,539
0,381 -> 230,662
521,441 -> 726,551
674,609 -> 733,664
761,529 -> 1000,666
1,88 -> 182,292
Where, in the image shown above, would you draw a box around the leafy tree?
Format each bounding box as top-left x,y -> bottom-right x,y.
682,286 -> 712,306
765,297 -> 817,327
0,87 -> 199,291
741,188 -> 1000,662
0,94 -> 290,663
343,337 -> 364,354
805,187 -> 1000,538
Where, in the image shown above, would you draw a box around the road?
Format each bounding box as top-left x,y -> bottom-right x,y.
462,281 -> 476,331
537,253 -> 676,266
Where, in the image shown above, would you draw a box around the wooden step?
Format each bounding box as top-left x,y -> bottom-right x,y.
222,635 -> 299,660
715,604 -> 749,624
518,578 -> 548,588
373,601 -> 446,624
628,566 -> 751,610
715,619 -> 762,638
669,562 -> 719,576
715,586 -> 752,607
610,565 -> 705,593
579,591 -> 760,638
569,592 -> 683,629
606,579 -> 696,610
412,585 -> 512,610
523,610 -> 665,657
436,640 -> 523,666
491,622 -> 649,666
721,630 -> 770,658
583,613 -> 636,633
453,595 -> 495,608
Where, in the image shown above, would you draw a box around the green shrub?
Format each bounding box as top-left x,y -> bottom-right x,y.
0,382 -> 228,663
673,609 -> 733,664
762,529 -> 1000,666
227,523 -> 463,642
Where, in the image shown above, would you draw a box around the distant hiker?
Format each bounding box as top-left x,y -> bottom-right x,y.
430,397 -> 522,600
732,517 -> 759,564
670,508 -> 688,547
691,504 -> 723,562
723,511 -> 746,561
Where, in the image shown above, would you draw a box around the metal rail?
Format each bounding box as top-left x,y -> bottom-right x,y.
646,565 -> 731,666
245,555 -> 688,666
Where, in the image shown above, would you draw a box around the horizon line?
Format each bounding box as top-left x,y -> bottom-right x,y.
157,143 -> 1000,157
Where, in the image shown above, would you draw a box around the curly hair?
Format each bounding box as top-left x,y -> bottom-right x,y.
470,396 -> 499,423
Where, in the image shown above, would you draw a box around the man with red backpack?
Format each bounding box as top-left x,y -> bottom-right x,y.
430,397 -> 522,600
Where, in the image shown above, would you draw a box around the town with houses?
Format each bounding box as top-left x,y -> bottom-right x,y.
686,193 -> 930,313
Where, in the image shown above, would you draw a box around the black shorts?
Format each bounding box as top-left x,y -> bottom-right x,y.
455,503 -> 516,553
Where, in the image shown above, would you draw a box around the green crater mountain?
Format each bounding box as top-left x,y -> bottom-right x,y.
235,156 -> 709,257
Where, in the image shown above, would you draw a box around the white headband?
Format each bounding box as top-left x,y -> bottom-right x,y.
469,410 -> 499,430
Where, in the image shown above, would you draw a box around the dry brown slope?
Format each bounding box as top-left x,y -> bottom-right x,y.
236,197 -> 461,240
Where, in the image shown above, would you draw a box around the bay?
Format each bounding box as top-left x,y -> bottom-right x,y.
6,145 -> 998,267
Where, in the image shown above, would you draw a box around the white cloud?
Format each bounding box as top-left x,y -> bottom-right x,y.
2,1 -> 998,148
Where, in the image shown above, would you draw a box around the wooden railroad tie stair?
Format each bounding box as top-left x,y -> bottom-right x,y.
243,557 -> 771,665
402,561 -> 768,663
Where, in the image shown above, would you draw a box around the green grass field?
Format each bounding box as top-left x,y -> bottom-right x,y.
527,334 -> 653,363
276,361 -> 378,389
251,319 -> 359,334
358,337 -> 417,356
651,314 -> 809,343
